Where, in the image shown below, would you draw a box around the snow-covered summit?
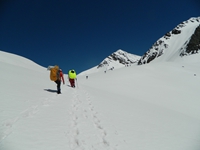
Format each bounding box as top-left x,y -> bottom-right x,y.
97,49 -> 140,68
79,49 -> 141,75
138,17 -> 200,64
79,17 -> 200,76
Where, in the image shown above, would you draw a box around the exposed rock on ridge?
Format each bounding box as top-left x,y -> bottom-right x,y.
180,25 -> 200,56
97,49 -> 141,69
138,17 -> 200,65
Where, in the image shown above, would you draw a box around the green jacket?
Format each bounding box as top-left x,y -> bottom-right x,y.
68,70 -> 76,79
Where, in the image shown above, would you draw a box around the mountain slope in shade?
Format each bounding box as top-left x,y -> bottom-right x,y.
138,17 -> 200,64
79,49 -> 141,76
0,50 -> 45,71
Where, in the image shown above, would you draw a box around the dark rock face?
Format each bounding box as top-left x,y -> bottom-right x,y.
138,17 -> 200,65
181,25 -> 200,56
138,40 -> 167,65
171,29 -> 181,35
97,50 -> 141,69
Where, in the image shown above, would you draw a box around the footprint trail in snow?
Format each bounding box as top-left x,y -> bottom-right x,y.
67,88 -> 119,150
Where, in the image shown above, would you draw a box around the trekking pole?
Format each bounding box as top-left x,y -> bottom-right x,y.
76,78 -> 78,88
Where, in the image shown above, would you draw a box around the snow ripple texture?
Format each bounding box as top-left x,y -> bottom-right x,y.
0,94 -> 58,144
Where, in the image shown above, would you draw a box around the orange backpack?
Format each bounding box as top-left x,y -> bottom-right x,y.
50,66 -> 60,81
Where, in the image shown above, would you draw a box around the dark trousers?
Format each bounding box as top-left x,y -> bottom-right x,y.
55,79 -> 61,93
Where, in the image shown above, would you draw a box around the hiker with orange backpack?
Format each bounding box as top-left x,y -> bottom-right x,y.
48,65 -> 65,94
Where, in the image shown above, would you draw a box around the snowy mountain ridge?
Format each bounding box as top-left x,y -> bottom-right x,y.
138,17 -> 200,64
79,49 -> 141,75
80,17 -> 200,76
97,49 -> 140,68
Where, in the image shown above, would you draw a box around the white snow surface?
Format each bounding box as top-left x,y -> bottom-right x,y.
1,50 -> 200,150
155,17 -> 200,62
79,49 -> 141,76
138,17 -> 200,65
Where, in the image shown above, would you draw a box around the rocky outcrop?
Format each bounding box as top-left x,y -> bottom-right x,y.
97,49 -> 141,69
180,25 -> 200,56
138,17 -> 200,65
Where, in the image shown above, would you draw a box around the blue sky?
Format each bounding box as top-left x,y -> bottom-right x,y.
0,0 -> 199,74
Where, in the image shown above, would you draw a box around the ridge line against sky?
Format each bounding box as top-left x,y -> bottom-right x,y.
0,0 -> 200,74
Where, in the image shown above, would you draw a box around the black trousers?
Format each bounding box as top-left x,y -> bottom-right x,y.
55,79 -> 61,93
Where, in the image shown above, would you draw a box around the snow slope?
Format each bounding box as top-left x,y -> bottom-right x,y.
155,18 -> 200,62
1,50 -> 200,150
138,17 -> 200,64
79,49 -> 141,76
